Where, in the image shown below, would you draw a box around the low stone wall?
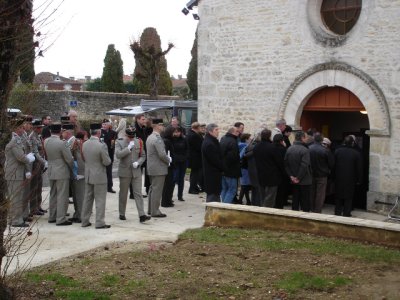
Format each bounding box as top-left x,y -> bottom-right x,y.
28,90 -> 180,120
204,203 -> 400,248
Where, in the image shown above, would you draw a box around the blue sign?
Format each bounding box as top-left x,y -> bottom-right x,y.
69,100 -> 78,107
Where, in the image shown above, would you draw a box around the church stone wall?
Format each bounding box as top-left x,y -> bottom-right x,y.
197,0 -> 400,211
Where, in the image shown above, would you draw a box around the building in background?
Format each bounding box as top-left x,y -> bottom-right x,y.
34,72 -> 83,91
197,0 -> 400,213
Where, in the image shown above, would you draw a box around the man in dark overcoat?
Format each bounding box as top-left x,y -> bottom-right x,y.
253,129 -> 286,208
187,122 -> 204,194
333,135 -> 362,217
101,119 -> 117,193
201,123 -> 223,202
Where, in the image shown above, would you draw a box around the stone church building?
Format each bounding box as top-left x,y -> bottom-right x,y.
196,0 -> 400,213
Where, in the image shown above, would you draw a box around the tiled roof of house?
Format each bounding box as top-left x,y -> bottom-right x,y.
172,78 -> 188,88
34,72 -> 80,84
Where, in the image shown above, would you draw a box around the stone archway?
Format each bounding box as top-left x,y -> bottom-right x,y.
278,62 -> 391,137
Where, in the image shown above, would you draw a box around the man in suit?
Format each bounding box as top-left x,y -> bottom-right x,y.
5,119 -> 36,227
115,128 -> 151,223
146,118 -> 171,217
81,123 -> 112,229
44,123 -> 74,225
101,119 -> 117,193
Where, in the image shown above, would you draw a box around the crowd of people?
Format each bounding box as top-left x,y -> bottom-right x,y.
4,112 -> 363,229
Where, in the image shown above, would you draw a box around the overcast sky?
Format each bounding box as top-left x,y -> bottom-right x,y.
33,0 -> 198,79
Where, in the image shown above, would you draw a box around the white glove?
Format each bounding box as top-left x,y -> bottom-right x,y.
76,175 -> 85,180
168,156 -> 172,164
26,153 -> 36,163
44,160 -> 48,169
25,172 -> 32,179
132,162 -> 139,169
127,141 -> 135,150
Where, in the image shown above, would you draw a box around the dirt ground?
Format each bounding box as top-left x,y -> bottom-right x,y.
14,227 -> 400,300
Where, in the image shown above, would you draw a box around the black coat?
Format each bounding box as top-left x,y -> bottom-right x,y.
202,133 -> 223,195
135,122 -> 149,145
220,132 -> 241,178
284,141 -> 312,185
163,137 -> 175,169
254,140 -> 286,187
309,142 -> 334,177
101,129 -> 117,161
333,146 -> 362,198
171,136 -> 188,163
244,140 -> 259,186
187,129 -> 203,169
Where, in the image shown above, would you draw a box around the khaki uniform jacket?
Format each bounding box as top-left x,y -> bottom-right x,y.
29,131 -> 46,165
5,133 -> 30,180
82,136 -> 111,185
115,137 -> 146,178
44,135 -> 74,180
146,132 -> 169,176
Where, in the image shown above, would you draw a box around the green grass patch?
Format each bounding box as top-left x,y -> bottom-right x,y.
277,272 -> 351,293
102,274 -> 120,287
173,270 -> 190,279
26,272 -> 78,287
124,279 -> 146,292
55,289 -> 110,300
180,227 -> 400,264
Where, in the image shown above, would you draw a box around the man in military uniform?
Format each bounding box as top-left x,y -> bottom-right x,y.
44,123 -> 74,225
29,120 -> 47,216
101,119 -> 117,193
115,128 -> 151,223
81,123 -> 112,229
21,116 -> 34,222
5,119 -> 36,227
146,118 -> 171,218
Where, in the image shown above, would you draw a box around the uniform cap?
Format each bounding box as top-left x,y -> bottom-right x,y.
50,123 -> 62,132
60,116 -> 70,123
152,118 -> 164,125
62,123 -> 74,130
90,123 -> 102,130
32,119 -> 44,127
125,128 -> 136,137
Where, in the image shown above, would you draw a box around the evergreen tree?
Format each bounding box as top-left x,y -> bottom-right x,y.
101,44 -> 125,93
130,27 -> 173,98
186,30 -> 198,100
86,78 -> 102,92
17,21 -> 35,83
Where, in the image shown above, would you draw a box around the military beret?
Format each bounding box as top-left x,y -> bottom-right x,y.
50,123 -> 62,132
102,118 -> 110,124
152,118 -> 164,125
62,123 -> 74,130
90,123 -> 102,130
125,128 -> 136,137
32,119 -> 44,127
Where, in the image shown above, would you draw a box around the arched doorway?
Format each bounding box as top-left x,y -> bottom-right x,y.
300,86 -> 370,209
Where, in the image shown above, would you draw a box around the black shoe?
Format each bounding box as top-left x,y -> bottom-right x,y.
68,217 -> 81,223
108,189 -> 116,193
139,215 -> 151,223
82,222 -> 92,227
12,223 -> 29,228
66,213 -> 70,217
96,224 -> 111,229
152,213 -> 167,218
56,221 -> 72,226
129,194 -> 135,199
48,220 -> 56,223
188,190 -> 199,195
34,210 -> 44,216
142,194 -> 148,198
119,215 -> 126,220
178,198 -> 185,201
39,208 -> 48,213
24,217 -> 33,222
161,203 -> 174,207
69,200 -> 74,204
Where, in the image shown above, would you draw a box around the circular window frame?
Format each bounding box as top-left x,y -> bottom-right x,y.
307,0 -> 363,47
321,0 -> 362,35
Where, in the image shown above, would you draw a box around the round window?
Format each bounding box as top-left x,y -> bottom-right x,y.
321,0 -> 362,35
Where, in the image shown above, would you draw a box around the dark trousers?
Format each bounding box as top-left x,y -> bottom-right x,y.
311,177 -> 328,213
189,167 -> 203,192
251,185 -> 262,206
239,185 -> 251,204
173,161 -> 186,199
206,193 -> 220,202
335,185 -> 355,217
106,163 -> 113,191
292,184 -> 311,212
30,161 -> 43,213
162,168 -> 174,206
